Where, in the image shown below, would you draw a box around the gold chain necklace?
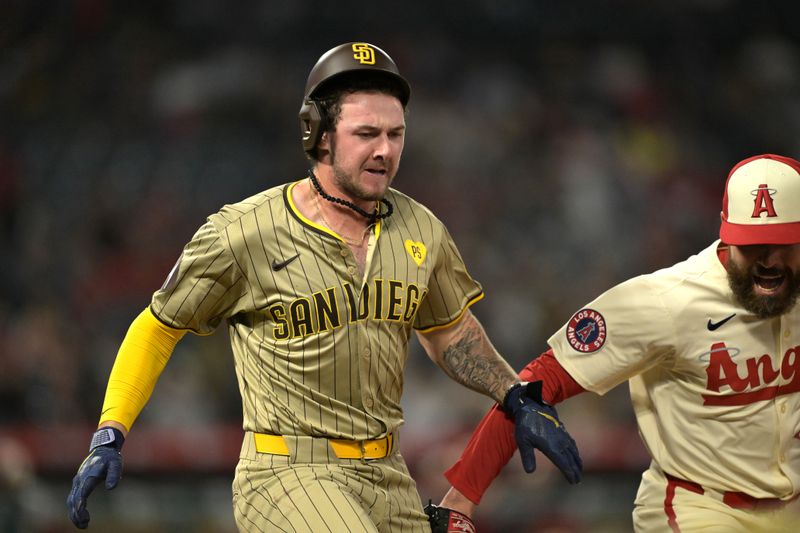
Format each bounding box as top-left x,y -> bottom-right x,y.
311,183 -> 369,246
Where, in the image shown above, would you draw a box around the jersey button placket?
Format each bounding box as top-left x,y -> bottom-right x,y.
361,347 -> 372,413
339,245 -> 356,279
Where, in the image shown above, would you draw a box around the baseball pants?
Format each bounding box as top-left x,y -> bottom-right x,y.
232,431 -> 430,533
633,463 -> 800,533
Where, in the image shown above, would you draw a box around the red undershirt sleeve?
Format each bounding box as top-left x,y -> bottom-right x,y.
443,349 -> 586,504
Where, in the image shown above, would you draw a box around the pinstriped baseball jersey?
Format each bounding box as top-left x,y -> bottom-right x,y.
151,178 -> 483,441
549,241 -> 800,500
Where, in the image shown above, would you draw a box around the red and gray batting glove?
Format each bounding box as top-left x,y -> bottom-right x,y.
66,427 -> 125,529
424,501 -> 477,533
503,381 -> 583,484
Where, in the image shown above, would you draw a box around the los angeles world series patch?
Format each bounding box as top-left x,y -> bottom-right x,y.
566,308 -> 607,353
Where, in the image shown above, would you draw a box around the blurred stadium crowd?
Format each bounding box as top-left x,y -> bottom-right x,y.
2,1 -> 800,531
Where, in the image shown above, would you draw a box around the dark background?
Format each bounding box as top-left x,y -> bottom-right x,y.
2,1 -> 799,531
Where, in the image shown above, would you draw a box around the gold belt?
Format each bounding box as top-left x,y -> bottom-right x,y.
253,432 -> 394,459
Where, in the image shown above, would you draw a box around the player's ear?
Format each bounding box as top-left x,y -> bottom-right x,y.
319,131 -> 330,149
317,132 -> 332,163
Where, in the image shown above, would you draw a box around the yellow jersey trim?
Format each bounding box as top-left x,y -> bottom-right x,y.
285,180 -> 382,243
415,291 -> 485,333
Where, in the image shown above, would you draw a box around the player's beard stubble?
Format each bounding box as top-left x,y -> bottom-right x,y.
330,136 -> 396,202
727,260 -> 800,318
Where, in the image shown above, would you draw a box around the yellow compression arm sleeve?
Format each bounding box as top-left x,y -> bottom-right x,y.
98,307 -> 187,431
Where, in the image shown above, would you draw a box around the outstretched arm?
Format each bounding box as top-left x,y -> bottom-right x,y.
418,312 -> 583,489
67,307 -> 186,529
440,349 -> 586,515
416,308 -> 518,403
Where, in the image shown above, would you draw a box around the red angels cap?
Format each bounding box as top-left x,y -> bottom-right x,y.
720,154 -> 800,245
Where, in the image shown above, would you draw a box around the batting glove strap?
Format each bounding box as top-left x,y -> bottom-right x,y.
502,380 -> 546,416
424,502 -> 476,533
89,427 -> 125,451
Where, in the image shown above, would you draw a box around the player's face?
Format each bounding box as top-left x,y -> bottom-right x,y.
327,91 -> 405,202
727,243 -> 800,318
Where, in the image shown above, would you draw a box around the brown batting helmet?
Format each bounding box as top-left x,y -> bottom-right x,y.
299,42 -> 411,157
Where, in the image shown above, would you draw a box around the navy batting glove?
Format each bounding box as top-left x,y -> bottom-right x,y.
67,427 -> 125,529
503,381 -> 582,484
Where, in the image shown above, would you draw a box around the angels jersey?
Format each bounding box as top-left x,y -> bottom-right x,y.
550,240 -> 800,499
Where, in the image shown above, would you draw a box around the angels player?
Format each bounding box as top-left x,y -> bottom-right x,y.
433,154 -> 800,532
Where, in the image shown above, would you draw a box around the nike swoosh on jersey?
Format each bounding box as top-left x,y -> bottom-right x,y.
272,253 -> 300,271
707,313 -> 736,331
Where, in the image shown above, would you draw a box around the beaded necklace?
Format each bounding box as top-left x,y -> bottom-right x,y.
307,169 -> 393,223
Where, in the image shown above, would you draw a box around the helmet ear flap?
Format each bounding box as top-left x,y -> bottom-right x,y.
299,99 -> 324,155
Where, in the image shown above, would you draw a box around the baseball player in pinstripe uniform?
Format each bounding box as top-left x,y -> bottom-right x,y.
66,42 -> 582,532
432,154 -> 800,532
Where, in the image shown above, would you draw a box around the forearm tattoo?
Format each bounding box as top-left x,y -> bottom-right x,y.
441,322 -> 515,403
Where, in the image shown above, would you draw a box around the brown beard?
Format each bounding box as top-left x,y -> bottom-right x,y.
330,135 -> 392,202
726,260 -> 800,318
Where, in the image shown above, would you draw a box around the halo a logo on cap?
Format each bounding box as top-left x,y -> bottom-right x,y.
566,308 -> 607,353
750,183 -> 778,218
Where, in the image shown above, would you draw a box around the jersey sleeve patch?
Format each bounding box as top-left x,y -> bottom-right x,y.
566,308 -> 607,353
